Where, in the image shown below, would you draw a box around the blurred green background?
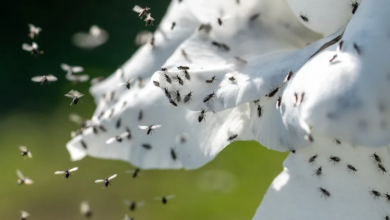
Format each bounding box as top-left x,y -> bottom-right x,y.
0,0 -> 287,219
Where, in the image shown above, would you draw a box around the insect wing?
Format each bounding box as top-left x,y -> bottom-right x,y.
80,201 -> 90,214
119,131 -> 130,138
165,195 -> 175,199
23,178 -> 33,185
22,43 -> 32,51
61,63 -> 71,71
74,91 -> 84,97
32,42 -> 38,49
21,211 -> 30,218
27,151 -> 33,158
46,74 -> 58,82
150,125 -> 161,129
138,125 -> 149,130
133,5 -> 143,13
31,76 -> 43,82
68,167 -> 78,173
54,171 -> 65,175
19,146 -> 28,152
65,93 -> 75,98
95,179 -> 105,183
106,137 -> 116,144
108,174 -> 117,180
76,74 -> 90,82
16,169 -> 25,179
72,66 -> 84,73
69,114 -> 84,124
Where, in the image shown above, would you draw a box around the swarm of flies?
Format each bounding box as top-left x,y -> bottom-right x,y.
16,170 -> 33,185
28,24 -> 41,39
65,90 -> 84,105
22,42 -> 44,56
19,146 -> 32,158
31,74 -> 57,84
54,167 -> 79,178
95,174 -> 117,187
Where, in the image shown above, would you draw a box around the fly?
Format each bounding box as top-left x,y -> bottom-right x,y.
65,90 -> 84,106
54,167 -> 78,178
95,174 -> 117,187
138,125 -> 162,135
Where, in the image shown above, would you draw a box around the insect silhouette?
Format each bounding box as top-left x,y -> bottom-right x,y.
351,2 -> 359,14
353,43 -> 361,55
164,74 -> 172,83
155,195 -> 175,204
334,139 -> 341,145
124,200 -> 144,211
133,5 -> 150,18
16,170 -> 33,185
378,163 -> 387,173
198,23 -> 212,34
106,131 -> 131,144
138,125 -> 162,135
20,210 -> 30,220
171,148 -> 177,160
61,63 -> 84,75
54,167 -> 78,178
198,109 -> 207,123
371,153 -> 381,163
22,42 -> 43,56
175,91 -> 181,102
384,193 -> 390,202
116,118 -> 121,129
169,99 -> 178,106
300,13 -> 309,22
266,87 -> 279,97
28,24 -> 41,39
313,166 -> 323,177
257,105 -> 263,117
142,143 -> 152,150
328,156 -> 341,164
80,201 -> 92,218
138,110 -> 143,121
305,134 -> 314,142
31,74 -> 57,84
203,92 -> 215,103
284,71 -> 293,82
65,90 -> 84,105
153,81 -> 160,87
144,13 -> 155,26
308,154 -> 318,164
119,79 -> 133,90
227,134 -> 238,142
19,146 -> 32,158
347,164 -> 357,173
249,13 -> 260,21
171,22 -> 176,30
173,75 -> 183,85
126,168 -> 141,178
276,97 -> 282,109
318,187 -> 330,198
184,91 -> 193,104
205,76 -> 217,84
370,190 -> 381,199
95,174 -> 117,187
234,56 -> 247,64
164,88 -> 172,99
